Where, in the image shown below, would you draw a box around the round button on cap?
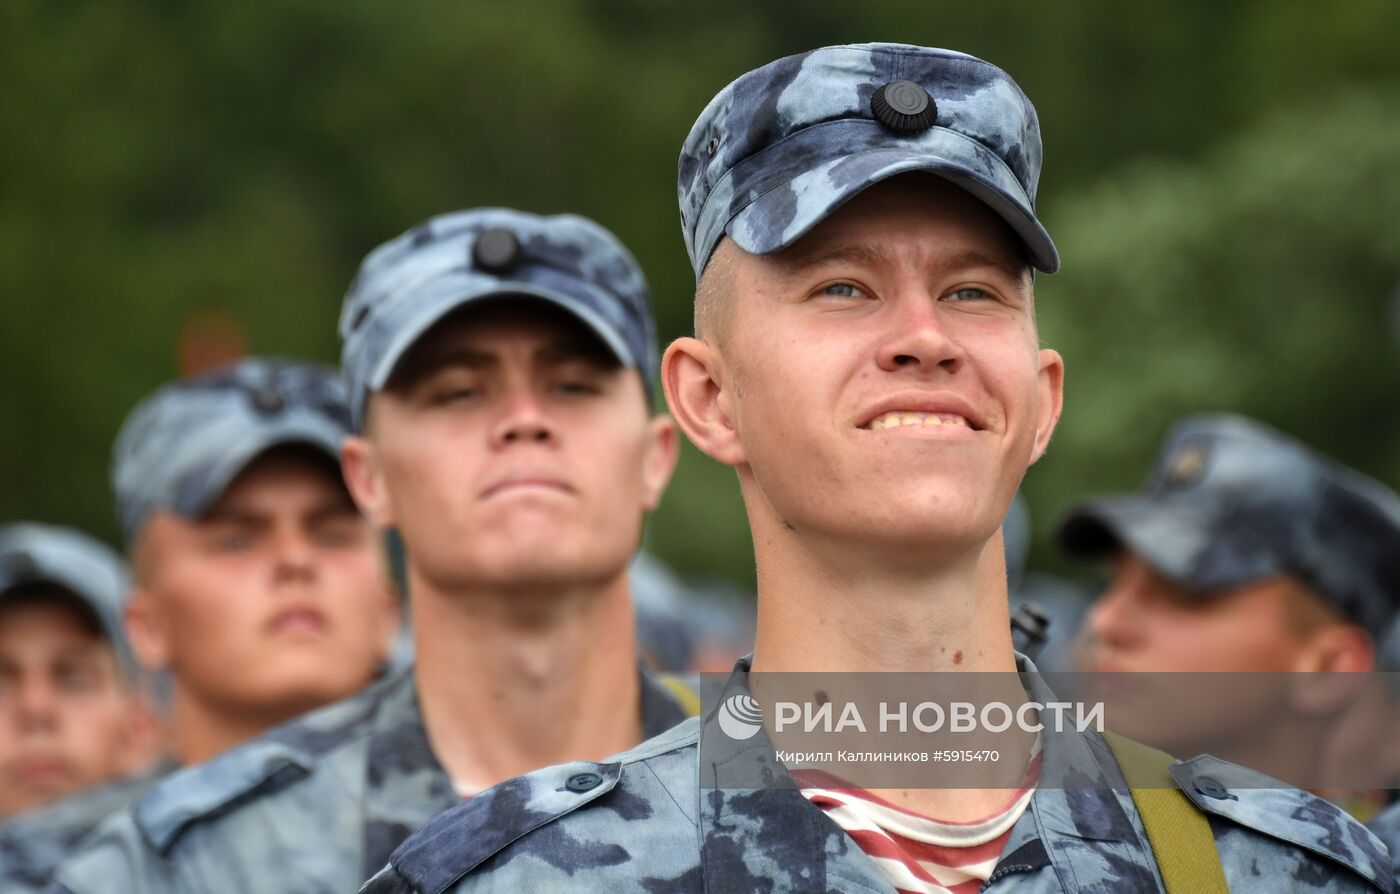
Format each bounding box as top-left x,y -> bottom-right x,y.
473,227 -> 521,274
249,387 -> 285,415
871,80 -> 938,133
565,772 -> 603,793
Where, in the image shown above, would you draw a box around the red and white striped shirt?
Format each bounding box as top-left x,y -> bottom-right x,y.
792,740 -> 1042,894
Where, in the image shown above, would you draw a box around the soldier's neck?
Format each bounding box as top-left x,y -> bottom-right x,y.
409,567 -> 643,796
749,518 -> 1018,675
170,686 -> 314,766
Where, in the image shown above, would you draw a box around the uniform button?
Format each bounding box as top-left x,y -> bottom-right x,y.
1196,776 -> 1232,800
473,227 -> 521,274
871,80 -> 938,133
565,772 -> 603,793
249,387 -> 285,415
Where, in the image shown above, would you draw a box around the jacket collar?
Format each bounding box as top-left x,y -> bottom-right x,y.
360,664 -> 696,877
696,654 -> 1161,893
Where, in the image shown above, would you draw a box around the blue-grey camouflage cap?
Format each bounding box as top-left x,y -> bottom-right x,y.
0,522 -> 134,673
1059,414 -> 1400,636
678,42 -> 1057,279
339,208 -> 657,429
112,358 -> 351,543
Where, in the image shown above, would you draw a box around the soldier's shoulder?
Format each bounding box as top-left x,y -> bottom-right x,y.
1169,754 -> 1392,891
1368,798 -> 1400,840
1366,800 -> 1400,888
0,767 -> 165,890
132,674 -> 397,855
365,717 -> 702,894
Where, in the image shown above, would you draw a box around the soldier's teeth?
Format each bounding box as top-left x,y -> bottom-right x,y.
868,411 -> 970,429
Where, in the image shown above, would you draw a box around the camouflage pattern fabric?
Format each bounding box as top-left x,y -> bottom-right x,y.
0,523 -> 133,673
111,358 -> 351,543
0,762 -> 170,894
49,667 -> 693,893
677,42 -> 1058,279
362,655 -> 1392,893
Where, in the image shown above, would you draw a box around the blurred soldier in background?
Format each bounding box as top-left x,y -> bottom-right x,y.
6,359 -> 401,892
54,209 -> 696,893
0,524 -> 153,820
1327,622 -> 1400,877
112,358 -> 400,767
0,523 -> 163,891
1061,413 -> 1400,790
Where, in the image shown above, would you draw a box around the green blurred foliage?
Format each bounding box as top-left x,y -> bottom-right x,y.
1,0 -> 1397,587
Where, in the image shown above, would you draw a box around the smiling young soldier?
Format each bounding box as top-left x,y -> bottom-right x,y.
365,44 -> 1391,894
52,210 -> 695,893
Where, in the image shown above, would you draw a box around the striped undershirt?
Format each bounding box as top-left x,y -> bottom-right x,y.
792,737 -> 1042,894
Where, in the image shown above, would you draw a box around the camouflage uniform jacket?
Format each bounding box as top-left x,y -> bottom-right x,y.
51,667 -> 694,894
1368,800 -> 1400,889
0,763 -> 169,894
364,656 -> 1393,893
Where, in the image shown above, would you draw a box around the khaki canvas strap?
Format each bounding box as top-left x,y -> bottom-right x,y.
657,673 -> 702,717
1102,731 -> 1229,894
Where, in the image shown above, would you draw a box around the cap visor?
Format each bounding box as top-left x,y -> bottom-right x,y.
366,279 -> 636,395
174,417 -> 346,519
1060,496 -> 1213,587
726,137 -> 1058,273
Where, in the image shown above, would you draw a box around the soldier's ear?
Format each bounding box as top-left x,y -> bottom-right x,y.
123,587 -> 171,671
341,434 -> 395,531
640,414 -> 680,512
1029,348 -> 1064,464
1288,623 -> 1375,714
662,337 -> 746,467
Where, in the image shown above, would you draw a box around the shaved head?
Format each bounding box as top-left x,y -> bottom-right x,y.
694,240 -> 739,345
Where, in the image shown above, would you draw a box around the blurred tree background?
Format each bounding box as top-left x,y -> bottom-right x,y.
2,0 -> 1397,587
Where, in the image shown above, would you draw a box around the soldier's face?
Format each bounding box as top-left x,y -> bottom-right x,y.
129,448 -> 397,723
347,303 -> 677,596
1078,552 -> 1356,757
670,176 -> 1062,561
1082,552 -> 1326,674
0,595 -> 137,817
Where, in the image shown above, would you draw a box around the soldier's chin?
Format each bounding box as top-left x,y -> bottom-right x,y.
243,671 -> 365,718
836,509 -> 997,560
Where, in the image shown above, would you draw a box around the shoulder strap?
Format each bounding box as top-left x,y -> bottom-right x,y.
656,673 -> 701,717
1102,731 -> 1229,894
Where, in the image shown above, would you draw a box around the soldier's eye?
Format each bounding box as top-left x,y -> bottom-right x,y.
56,664 -> 99,693
944,287 -> 990,302
312,519 -> 362,548
818,282 -> 868,299
433,387 -> 480,404
204,526 -> 254,552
